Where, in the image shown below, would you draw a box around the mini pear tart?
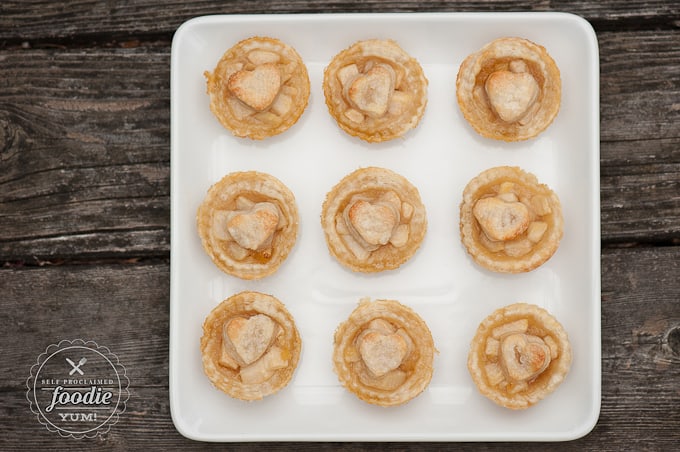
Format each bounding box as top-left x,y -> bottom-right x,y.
321,167 -> 427,273
197,171 -> 299,280
204,36 -> 310,139
200,291 -> 302,401
456,37 -> 561,141
467,303 -> 572,409
459,166 -> 563,273
333,298 -> 435,407
323,39 -> 428,142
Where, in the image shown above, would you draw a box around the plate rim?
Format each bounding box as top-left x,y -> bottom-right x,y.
169,11 -> 601,442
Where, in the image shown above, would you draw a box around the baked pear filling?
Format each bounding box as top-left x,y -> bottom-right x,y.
467,303 -> 572,409
322,167 -> 427,273
333,298 -> 435,407
200,291 -> 301,401
460,166 -> 563,273
323,39 -> 428,142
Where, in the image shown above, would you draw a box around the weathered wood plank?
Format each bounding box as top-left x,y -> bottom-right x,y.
597,30 -> 680,243
600,137 -> 680,244
1,30 -> 678,261
0,47 -> 170,261
1,246 -> 678,449
0,1 -> 678,43
0,262 -> 170,385
598,246 -> 680,450
599,31 -> 680,142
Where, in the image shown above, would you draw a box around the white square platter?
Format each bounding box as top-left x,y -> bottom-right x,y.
170,12 -> 600,442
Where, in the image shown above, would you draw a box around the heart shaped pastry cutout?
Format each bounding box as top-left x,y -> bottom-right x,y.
348,200 -> 398,246
500,333 -> 551,382
473,197 -> 530,242
227,203 -> 280,251
485,70 -> 539,123
227,63 -> 281,111
359,331 -> 408,377
225,314 -> 277,365
346,65 -> 395,118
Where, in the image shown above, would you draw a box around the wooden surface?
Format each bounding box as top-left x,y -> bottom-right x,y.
1,1 -> 678,450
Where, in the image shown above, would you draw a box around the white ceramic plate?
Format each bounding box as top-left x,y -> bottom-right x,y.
170,12 -> 600,442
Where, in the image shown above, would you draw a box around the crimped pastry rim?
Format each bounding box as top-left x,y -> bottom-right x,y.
323,38 -> 428,142
459,166 -> 563,273
200,291 -> 302,401
333,298 -> 435,407
321,166 -> 428,273
204,36 -> 311,140
456,36 -> 561,141
196,171 -> 299,280
467,302 -> 572,409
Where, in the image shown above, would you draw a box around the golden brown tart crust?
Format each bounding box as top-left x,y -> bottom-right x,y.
200,291 -> 302,401
456,37 -> 561,141
197,171 -> 298,280
467,303 -> 572,409
204,36 -> 310,140
323,39 -> 428,142
333,298 -> 435,406
459,166 -> 563,273
321,167 -> 427,273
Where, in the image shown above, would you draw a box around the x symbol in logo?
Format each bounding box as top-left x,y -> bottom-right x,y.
66,357 -> 87,376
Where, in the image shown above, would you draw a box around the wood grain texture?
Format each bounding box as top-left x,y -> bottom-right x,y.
598,30 -> 680,243
0,247 -> 678,450
0,0 -> 678,44
599,31 -> 680,142
1,30 -> 678,260
0,48 -> 170,261
0,262 -> 169,385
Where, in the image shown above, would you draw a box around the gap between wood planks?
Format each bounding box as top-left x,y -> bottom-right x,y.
1,240 -> 677,269
0,33 -> 172,51
0,11 -> 678,51
1,256 -> 169,269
